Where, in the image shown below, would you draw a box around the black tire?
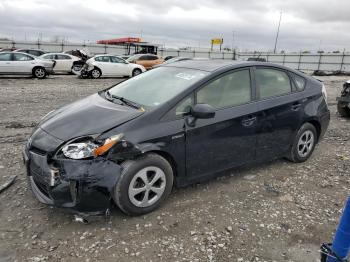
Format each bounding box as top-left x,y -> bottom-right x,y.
33,67 -> 47,79
337,101 -> 350,117
90,68 -> 101,79
287,123 -> 317,163
114,153 -> 173,216
132,68 -> 142,77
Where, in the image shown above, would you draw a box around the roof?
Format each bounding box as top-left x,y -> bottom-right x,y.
162,59 -> 287,72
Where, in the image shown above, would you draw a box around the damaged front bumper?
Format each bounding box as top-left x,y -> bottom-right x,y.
23,148 -> 122,215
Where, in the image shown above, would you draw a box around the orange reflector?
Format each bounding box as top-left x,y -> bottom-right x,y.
93,140 -> 118,157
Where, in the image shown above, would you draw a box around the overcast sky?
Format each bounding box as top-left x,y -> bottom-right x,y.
0,0 -> 349,51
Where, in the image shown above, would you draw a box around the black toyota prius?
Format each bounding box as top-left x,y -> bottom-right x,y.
23,60 -> 330,216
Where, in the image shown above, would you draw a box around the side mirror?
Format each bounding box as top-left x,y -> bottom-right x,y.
190,104 -> 215,119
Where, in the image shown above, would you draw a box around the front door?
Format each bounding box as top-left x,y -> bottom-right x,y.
185,68 -> 259,180
0,53 -> 12,73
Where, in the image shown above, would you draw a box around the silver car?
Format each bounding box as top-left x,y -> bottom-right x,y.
0,52 -> 55,79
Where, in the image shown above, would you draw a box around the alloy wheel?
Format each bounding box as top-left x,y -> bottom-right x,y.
297,130 -> 315,158
91,69 -> 101,78
35,68 -> 45,78
128,166 -> 166,208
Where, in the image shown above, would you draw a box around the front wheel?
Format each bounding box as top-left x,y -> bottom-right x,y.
90,68 -> 101,79
114,154 -> 173,216
132,68 -> 142,77
287,123 -> 317,163
33,67 -> 47,79
337,101 -> 350,117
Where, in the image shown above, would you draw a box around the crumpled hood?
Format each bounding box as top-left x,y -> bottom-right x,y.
40,93 -> 143,141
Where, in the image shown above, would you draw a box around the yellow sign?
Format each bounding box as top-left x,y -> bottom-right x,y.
211,38 -> 223,45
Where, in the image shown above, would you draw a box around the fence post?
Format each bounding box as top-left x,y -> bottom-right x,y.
297,52 -> 302,70
61,40 -> 64,52
233,49 -> 236,60
177,50 -> 180,56
208,51 -> 211,59
11,41 -> 15,49
193,49 -> 195,58
266,53 -> 269,62
282,53 -> 286,65
340,50 -> 345,72
104,45 -> 107,54
317,53 -> 322,71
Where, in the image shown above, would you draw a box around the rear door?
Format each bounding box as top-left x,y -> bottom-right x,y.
11,53 -> 35,73
185,68 -> 260,180
55,54 -> 73,72
0,53 -> 12,73
254,67 -> 305,160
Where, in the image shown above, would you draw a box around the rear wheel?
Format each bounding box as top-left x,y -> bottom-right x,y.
114,153 -> 173,216
91,68 -> 101,79
337,101 -> 350,117
287,123 -> 317,163
33,67 -> 47,79
132,68 -> 142,77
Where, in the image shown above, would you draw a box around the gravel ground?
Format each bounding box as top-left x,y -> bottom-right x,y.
0,74 -> 349,262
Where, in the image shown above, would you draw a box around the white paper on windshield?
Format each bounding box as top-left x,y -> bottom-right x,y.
175,72 -> 198,81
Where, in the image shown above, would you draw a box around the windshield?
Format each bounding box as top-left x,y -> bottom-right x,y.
108,67 -> 208,107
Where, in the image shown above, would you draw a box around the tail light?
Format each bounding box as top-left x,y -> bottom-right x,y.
322,84 -> 327,102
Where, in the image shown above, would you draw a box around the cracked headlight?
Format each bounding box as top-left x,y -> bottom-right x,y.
62,134 -> 124,160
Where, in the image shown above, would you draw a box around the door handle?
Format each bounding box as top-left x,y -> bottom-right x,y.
241,116 -> 257,127
291,103 -> 301,111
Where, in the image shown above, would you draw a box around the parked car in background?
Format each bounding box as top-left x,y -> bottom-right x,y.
337,80 -> 350,117
153,57 -> 192,68
23,60 -> 330,216
164,55 -> 176,61
127,54 -> 164,70
15,49 -> 46,57
79,54 -> 146,78
118,55 -> 131,60
40,53 -> 81,74
0,47 -> 17,52
0,52 -> 54,78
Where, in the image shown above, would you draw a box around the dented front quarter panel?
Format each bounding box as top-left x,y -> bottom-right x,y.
51,157 -> 121,214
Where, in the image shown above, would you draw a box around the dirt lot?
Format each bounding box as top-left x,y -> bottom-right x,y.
0,74 -> 349,262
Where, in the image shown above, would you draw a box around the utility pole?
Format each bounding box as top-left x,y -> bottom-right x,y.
273,11 -> 282,54
232,31 -> 235,51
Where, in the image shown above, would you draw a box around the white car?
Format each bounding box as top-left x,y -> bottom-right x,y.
0,52 -> 55,79
40,53 -> 80,74
82,54 -> 146,78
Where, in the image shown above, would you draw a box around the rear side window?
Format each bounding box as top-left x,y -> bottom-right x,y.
256,68 -> 291,99
110,56 -> 124,63
43,54 -> 55,59
0,53 -> 11,61
139,56 -> 148,60
95,56 -> 110,62
196,69 -> 251,109
13,53 -> 34,61
28,50 -> 42,56
290,73 -> 306,91
56,54 -> 71,60
147,55 -> 158,60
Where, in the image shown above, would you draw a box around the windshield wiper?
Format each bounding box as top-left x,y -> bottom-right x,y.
105,91 -> 142,110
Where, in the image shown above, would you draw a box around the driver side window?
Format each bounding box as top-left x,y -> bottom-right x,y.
196,69 -> 251,109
